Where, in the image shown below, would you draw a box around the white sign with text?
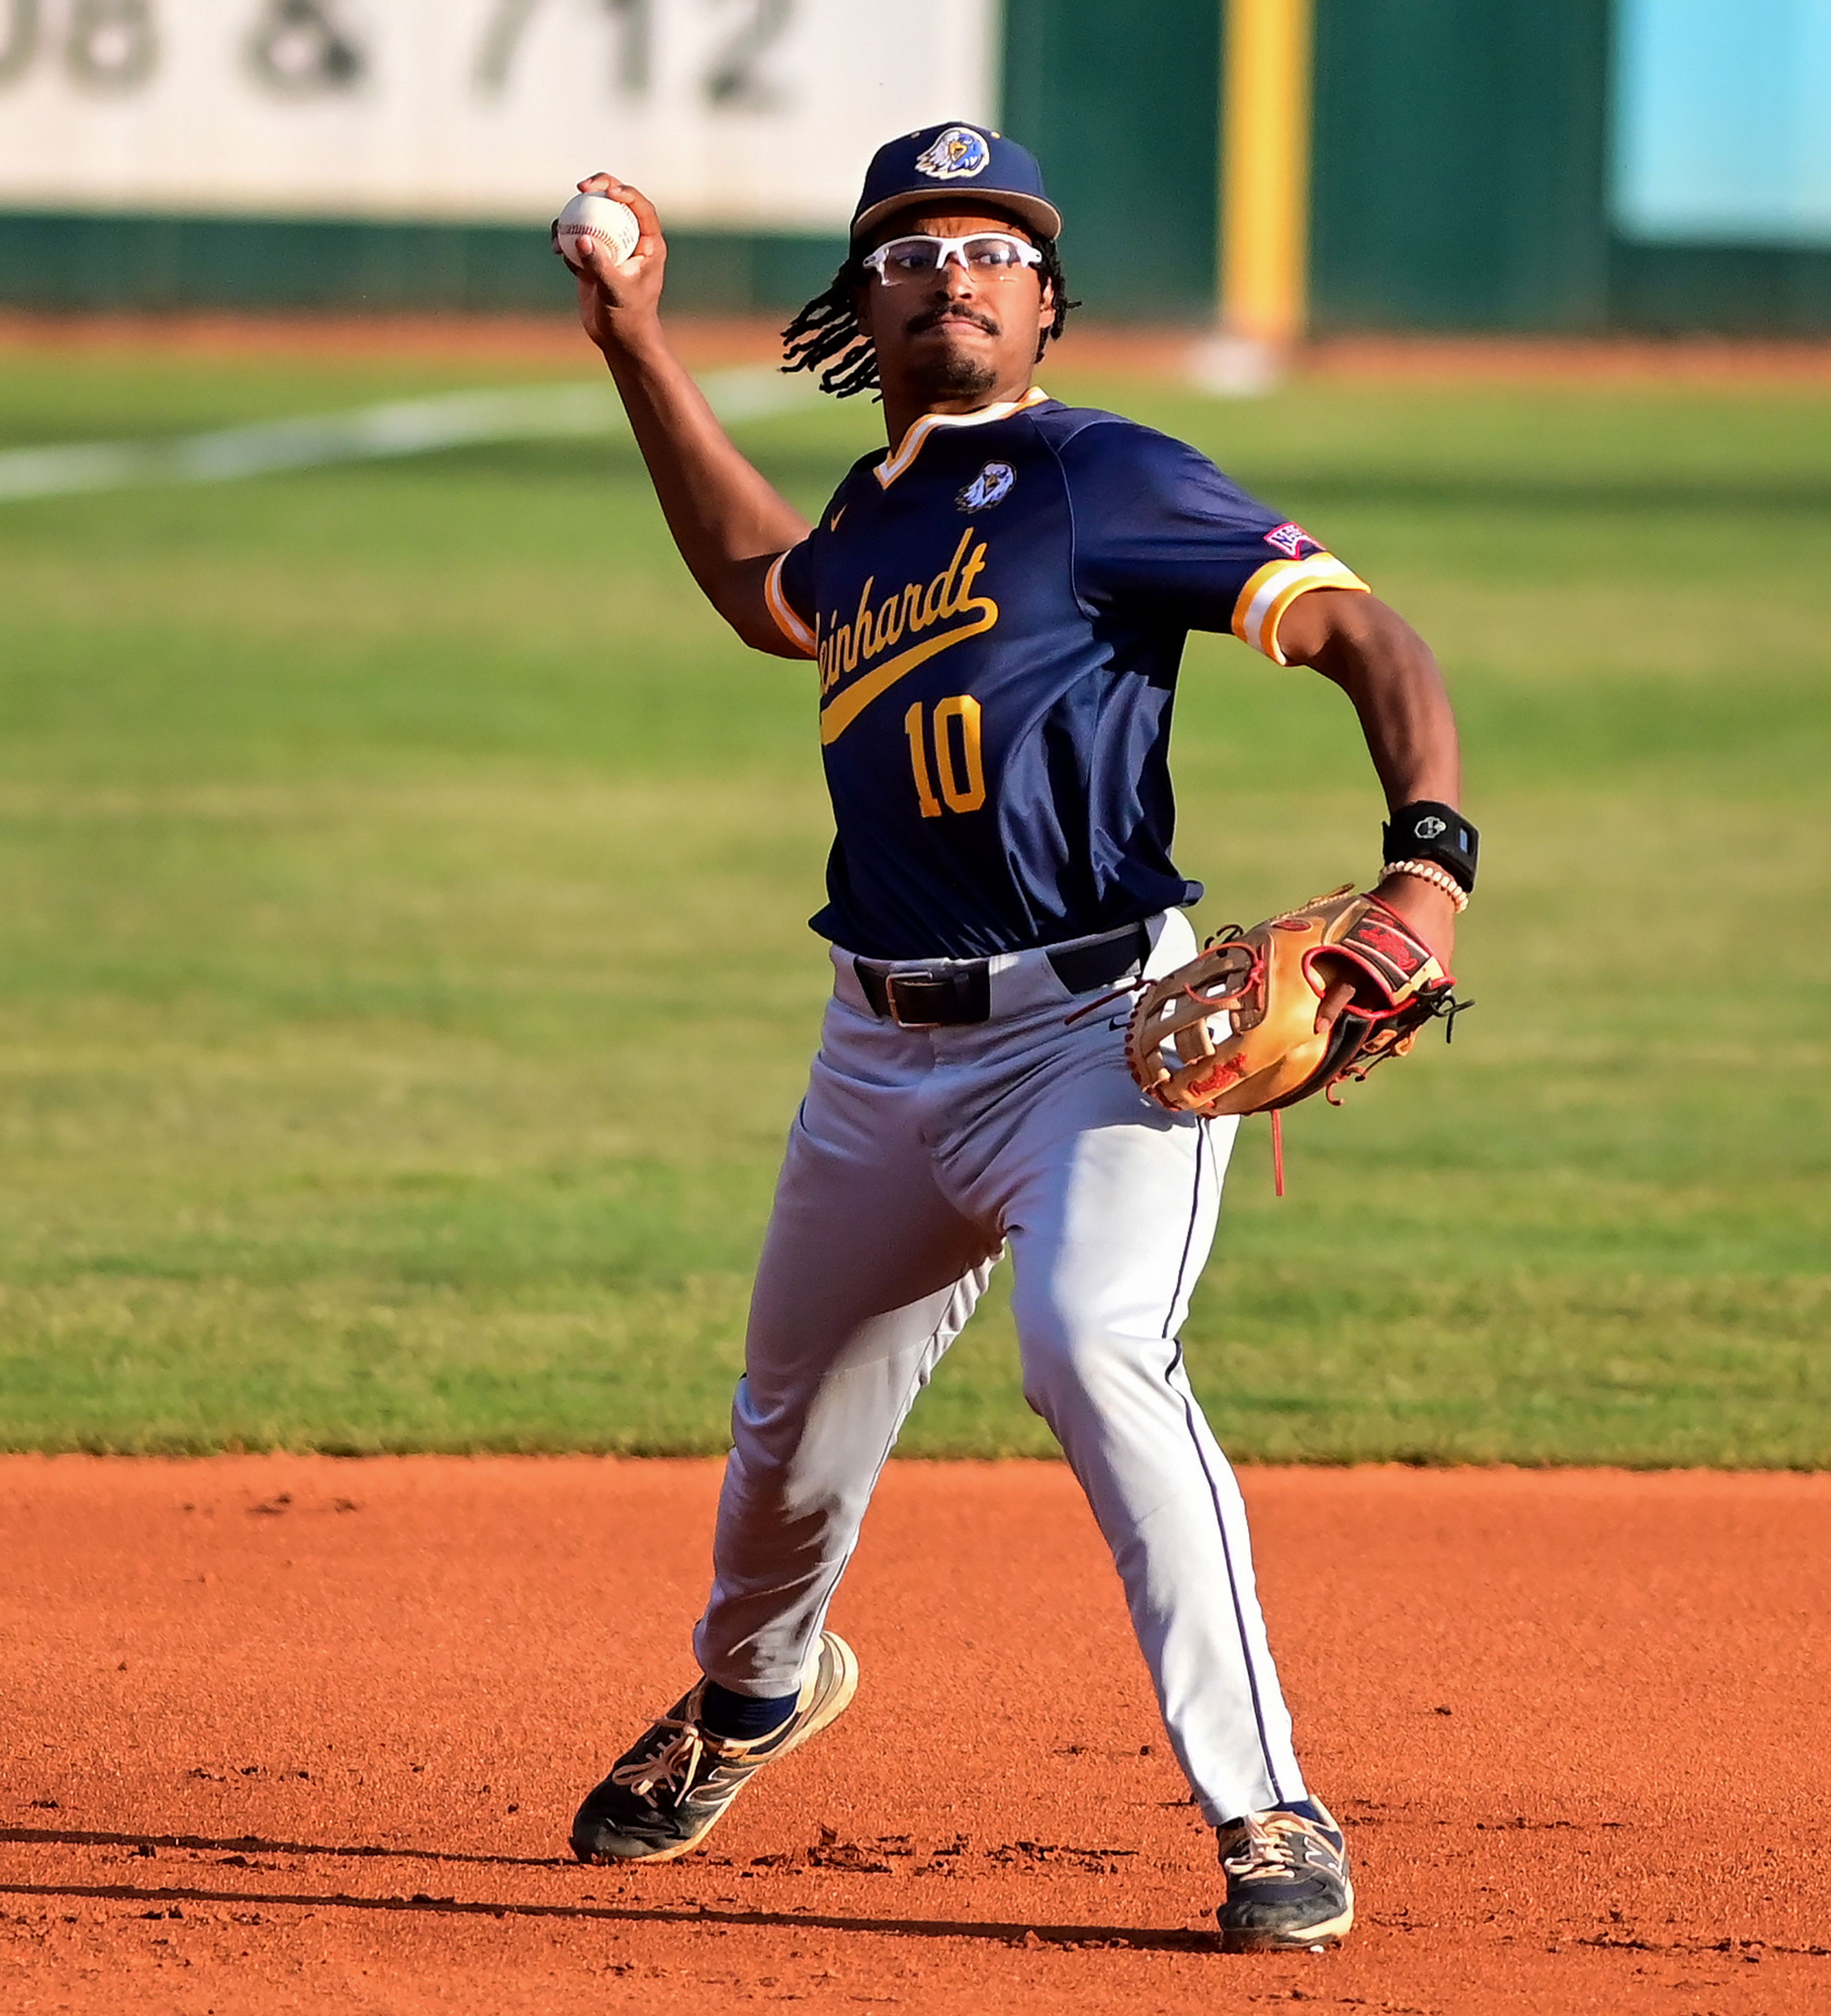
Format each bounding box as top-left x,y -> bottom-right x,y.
0,0 -> 999,228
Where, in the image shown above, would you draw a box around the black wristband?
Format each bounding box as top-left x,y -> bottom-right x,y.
1382,801 -> 1478,894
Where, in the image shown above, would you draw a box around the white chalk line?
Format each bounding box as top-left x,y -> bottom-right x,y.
0,368 -> 815,504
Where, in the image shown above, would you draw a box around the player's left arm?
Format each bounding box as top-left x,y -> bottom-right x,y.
1050,424 -> 1462,962
1275,588 -> 1463,965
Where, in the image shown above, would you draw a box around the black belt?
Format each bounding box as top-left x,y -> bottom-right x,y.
854,922 -> 1150,1028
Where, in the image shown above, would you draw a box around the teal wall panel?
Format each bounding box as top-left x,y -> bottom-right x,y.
1001,0 -> 1220,320
1309,0 -> 1613,332
1612,0 -> 1831,248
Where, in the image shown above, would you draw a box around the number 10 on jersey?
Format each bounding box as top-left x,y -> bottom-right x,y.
903,696 -> 986,817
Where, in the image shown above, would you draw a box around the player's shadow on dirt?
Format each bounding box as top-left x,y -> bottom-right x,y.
0,1823 -> 559,1871
0,1833 -> 1218,1954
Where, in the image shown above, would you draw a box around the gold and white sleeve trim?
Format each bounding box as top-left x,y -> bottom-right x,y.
764,549 -> 818,659
1231,554 -> 1370,664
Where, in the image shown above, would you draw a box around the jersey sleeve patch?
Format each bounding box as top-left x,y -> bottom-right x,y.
1262,520 -> 1325,560
765,547 -> 818,659
1232,554 -> 1370,665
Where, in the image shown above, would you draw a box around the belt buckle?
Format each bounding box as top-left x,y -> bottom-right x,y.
883,971 -> 946,1028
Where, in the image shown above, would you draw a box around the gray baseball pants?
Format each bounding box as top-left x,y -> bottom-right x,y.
691,910 -> 1309,1825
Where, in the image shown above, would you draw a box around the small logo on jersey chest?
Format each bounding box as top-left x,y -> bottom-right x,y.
915,127 -> 991,181
1263,520 -> 1321,559
956,461 -> 1015,512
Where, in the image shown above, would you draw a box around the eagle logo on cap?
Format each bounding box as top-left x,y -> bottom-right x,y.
915,127 -> 991,181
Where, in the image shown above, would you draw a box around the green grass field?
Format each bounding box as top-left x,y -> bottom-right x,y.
0,340 -> 1825,1462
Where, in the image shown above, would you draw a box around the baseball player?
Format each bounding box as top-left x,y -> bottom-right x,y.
561,124 -> 1471,1952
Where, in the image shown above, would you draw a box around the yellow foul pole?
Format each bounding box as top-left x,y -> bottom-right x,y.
1220,0 -> 1314,345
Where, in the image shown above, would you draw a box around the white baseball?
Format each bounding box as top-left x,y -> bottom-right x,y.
553,193 -> 640,271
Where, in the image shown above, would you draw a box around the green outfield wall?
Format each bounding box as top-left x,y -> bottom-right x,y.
1309,0 -> 1612,333
0,209 -> 846,319
1001,0 -> 1221,321
1308,0 -> 1831,335
0,1 -> 1826,333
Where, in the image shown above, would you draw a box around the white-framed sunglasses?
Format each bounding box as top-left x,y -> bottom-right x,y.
861,232 -> 1044,286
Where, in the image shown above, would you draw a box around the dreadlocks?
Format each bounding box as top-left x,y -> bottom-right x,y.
781,238 -> 1076,400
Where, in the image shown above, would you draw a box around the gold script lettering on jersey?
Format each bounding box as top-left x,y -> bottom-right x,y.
816,527 -> 998,745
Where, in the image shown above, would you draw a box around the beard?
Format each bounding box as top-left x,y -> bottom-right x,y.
915,348 -> 1000,399
903,306 -> 1001,401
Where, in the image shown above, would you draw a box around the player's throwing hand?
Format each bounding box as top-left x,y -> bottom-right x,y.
567,175 -> 667,341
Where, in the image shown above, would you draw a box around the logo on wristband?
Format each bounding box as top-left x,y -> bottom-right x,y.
1414,816 -> 1448,840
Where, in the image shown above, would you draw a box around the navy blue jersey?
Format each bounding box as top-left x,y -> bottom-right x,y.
765,390 -> 1368,960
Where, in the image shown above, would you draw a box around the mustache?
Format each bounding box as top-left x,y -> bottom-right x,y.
905,302 -> 999,337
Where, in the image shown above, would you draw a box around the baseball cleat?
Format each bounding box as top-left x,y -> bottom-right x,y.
569,1631 -> 859,1865
1215,1798 -> 1354,1952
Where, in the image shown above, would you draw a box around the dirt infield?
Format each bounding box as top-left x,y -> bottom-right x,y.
7,309 -> 1831,386
1,1458 -> 1825,2013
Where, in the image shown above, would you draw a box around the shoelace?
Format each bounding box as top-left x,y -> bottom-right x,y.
1221,1811 -> 1336,1880
608,1717 -> 705,1802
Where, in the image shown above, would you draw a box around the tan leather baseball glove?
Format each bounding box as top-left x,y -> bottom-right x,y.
1125,885 -> 1466,1119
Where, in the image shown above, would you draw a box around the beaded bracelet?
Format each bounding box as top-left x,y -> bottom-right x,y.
1382,858 -> 1470,913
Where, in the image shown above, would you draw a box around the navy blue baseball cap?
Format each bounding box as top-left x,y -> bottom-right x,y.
850,122 -> 1062,248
